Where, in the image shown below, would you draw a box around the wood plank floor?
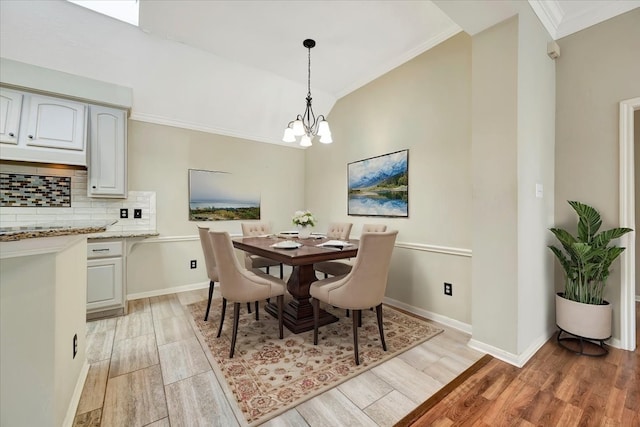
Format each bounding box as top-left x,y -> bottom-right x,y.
73,287 -> 484,426
398,302 -> 640,427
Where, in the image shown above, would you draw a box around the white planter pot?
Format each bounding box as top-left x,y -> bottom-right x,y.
555,293 -> 612,340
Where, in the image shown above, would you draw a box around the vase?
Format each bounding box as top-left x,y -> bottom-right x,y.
298,226 -> 311,239
555,293 -> 611,340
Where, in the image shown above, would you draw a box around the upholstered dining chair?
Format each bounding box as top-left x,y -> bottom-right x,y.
325,222 -> 353,239
197,226 -> 255,321
209,230 -> 286,358
241,222 -> 284,279
310,230 -> 398,365
314,224 -> 387,278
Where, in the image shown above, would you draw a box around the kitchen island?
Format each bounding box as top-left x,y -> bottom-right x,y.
1,233 -> 91,427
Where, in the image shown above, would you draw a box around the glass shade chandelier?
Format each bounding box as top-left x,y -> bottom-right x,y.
283,39 -> 332,147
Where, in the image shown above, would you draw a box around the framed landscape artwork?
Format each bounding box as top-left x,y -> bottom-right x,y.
347,149 -> 408,217
188,169 -> 261,221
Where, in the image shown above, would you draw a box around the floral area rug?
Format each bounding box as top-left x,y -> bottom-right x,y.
187,298 -> 443,426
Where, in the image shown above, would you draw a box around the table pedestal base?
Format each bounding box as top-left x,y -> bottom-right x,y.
265,299 -> 338,334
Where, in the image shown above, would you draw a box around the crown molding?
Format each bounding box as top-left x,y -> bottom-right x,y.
529,0 -> 639,40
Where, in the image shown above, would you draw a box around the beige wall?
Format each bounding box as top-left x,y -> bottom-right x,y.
555,9 -> 640,340
306,33 -> 473,325
471,17 -> 519,353
126,121 -> 305,295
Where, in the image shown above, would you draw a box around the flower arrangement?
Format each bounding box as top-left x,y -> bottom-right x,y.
292,210 -> 316,227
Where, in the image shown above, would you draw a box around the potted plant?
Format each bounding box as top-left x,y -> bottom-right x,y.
549,201 -> 632,354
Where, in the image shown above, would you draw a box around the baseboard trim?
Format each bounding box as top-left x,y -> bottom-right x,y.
127,281 -> 210,301
468,328 -> 554,368
382,296 -> 472,335
62,359 -> 90,427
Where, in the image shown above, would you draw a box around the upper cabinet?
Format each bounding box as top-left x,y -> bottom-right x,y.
0,88 -> 23,145
0,88 -> 87,165
24,94 -> 86,151
0,87 -> 128,198
88,105 -> 127,198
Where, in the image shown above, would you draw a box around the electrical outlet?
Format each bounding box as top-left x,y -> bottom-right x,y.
190,260 -> 197,269
73,334 -> 78,359
120,208 -> 128,219
134,209 -> 142,219
444,282 -> 453,296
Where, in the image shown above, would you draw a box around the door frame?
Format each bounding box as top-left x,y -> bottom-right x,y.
619,97 -> 639,351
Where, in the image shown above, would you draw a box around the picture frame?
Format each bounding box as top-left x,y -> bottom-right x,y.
347,149 -> 408,217
188,169 -> 261,221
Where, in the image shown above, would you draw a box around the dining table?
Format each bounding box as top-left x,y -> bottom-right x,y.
232,234 -> 359,333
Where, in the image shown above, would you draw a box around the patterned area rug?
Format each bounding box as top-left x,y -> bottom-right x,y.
187,298 -> 443,426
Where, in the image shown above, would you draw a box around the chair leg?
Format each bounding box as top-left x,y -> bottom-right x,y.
357,310 -> 362,327
204,280 -> 214,321
352,309 -> 360,365
217,298 -> 227,338
255,301 -> 259,321
247,302 -> 252,313
277,295 -> 284,339
266,266 -> 270,275
279,263 -> 284,279
312,298 -> 320,345
376,304 -> 387,351
229,302 -> 241,358
346,309 -> 350,317
324,273 -> 328,279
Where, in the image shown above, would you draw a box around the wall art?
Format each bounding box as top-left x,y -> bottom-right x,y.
347,149 -> 408,217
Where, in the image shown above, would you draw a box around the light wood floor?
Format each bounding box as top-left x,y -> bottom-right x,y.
401,302 -> 640,427
72,287 -> 484,426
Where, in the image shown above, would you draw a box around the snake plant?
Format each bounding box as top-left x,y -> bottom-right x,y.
549,201 -> 632,305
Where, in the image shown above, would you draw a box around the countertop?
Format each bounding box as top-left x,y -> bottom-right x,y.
0,220 -> 118,242
0,220 -> 158,242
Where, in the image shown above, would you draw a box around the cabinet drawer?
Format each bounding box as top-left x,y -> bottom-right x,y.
87,241 -> 123,258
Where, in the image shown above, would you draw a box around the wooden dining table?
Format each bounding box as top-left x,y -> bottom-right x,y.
232,234 -> 359,333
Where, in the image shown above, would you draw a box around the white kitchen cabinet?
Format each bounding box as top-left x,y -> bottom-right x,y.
23,94 -> 86,151
0,89 -> 88,165
88,105 -> 127,198
87,240 -> 124,313
0,88 -> 22,144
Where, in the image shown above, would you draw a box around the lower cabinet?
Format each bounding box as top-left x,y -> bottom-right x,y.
87,240 -> 124,317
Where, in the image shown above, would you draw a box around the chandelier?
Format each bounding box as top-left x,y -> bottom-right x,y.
283,39 -> 332,147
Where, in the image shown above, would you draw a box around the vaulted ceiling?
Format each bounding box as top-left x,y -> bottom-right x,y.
1,0 -> 637,146
137,0 -> 638,99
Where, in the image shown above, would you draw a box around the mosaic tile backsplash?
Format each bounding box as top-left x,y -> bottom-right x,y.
0,164 -> 156,233
1,173 -> 71,207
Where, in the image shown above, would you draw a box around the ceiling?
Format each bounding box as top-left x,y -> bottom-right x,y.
137,0 -> 639,100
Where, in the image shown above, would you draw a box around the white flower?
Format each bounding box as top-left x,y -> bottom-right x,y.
292,210 -> 316,227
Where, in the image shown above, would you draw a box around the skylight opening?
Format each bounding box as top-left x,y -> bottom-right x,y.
67,0 -> 139,26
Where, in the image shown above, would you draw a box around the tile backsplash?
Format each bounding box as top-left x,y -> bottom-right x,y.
1,172 -> 71,207
0,163 -> 156,233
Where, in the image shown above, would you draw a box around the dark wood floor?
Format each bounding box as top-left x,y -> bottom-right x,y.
398,302 -> 640,427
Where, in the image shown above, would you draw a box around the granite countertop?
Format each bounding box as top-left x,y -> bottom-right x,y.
88,230 -> 159,239
0,220 -> 119,242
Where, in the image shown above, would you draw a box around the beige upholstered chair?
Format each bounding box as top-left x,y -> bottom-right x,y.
209,231 -> 285,358
197,226 -> 255,321
241,222 -> 283,279
325,222 -> 353,239
310,230 -> 398,365
314,224 -> 387,278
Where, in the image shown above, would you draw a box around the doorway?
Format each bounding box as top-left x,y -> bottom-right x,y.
619,97 -> 639,351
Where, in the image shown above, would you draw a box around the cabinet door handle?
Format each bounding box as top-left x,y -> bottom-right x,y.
28,135 -> 34,139
8,132 -> 14,137
92,186 -> 97,189
92,248 -> 110,252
